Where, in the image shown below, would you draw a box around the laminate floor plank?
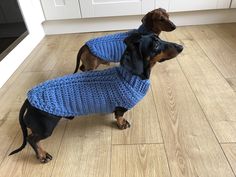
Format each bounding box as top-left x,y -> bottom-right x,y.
50,116 -> 112,177
111,144 -> 171,177
151,59 -> 234,177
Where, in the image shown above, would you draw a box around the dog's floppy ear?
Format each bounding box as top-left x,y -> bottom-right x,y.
141,10 -> 154,30
121,33 -> 151,80
124,32 -> 141,47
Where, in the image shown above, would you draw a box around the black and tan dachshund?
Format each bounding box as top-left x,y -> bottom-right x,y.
9,33 -> 183,163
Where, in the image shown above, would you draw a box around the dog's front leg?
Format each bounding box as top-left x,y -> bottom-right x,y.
27,133 -> 52,163
114,107 -> 130,129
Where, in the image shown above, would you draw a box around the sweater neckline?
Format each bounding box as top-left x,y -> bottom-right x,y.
116,66 -> 150,93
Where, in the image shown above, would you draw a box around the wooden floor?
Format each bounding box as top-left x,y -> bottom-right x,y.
0,23 -> 236,177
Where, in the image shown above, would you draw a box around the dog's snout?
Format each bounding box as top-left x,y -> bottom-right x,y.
171,25 -> 176,30
175,44 -> 183,53
169,22 -> 176,31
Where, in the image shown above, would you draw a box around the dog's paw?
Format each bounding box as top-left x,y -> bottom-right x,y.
37,152 -> 52,163
80,65 -> 85,72
117,119 -> 131,130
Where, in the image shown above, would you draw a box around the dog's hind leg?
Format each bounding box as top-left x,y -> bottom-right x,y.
24,108 -> 61,163
114,107 -> 130,130
27,133 -> 53,163
74,45 -> 102,73
74,45 -> 86,73
81,54 -> 100,71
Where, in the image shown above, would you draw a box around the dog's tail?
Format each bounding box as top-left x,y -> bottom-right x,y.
9,99 -> 29,155
73,45 -> 85,73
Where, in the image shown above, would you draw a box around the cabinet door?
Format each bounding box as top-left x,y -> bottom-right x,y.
231,0 -> 236,8
40,0 -> 81,20
80,0 -> 155,18
156,0 -> 231,12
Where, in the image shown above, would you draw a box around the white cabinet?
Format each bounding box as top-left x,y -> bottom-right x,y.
231,0 -> 236,8
40,0 -> 81,20
40,0 -> 234,20
79,0 -> 155,18
156,0 -> 231,12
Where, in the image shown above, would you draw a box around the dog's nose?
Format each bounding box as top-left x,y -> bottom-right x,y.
169,22 -> 176,30
171,25 -> 176,30
175,44 -> 183,53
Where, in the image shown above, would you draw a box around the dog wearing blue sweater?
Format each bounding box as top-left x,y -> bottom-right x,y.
9,32 -> 183,163
73,8 -> 176,73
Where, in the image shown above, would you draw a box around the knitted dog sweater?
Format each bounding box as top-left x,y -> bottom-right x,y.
86,25 -> 152,62
27,67 -> 150,117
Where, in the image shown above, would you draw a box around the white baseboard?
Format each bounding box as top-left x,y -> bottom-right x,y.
43,8 -> 236,35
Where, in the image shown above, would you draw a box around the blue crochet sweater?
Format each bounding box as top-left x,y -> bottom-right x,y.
27,67 -> 150,117
86,24 -> 152,62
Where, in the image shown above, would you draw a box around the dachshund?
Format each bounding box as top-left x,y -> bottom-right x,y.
9,33 -> 183,163
73,8 -> 176,73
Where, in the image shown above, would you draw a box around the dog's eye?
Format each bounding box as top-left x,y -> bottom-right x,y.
160,17 -> 165,21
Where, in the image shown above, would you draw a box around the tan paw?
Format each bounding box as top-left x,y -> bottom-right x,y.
116,119 -> 131,130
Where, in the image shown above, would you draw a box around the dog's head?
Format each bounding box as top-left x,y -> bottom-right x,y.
121,33 -> 183,80
141,8 -> 176,34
